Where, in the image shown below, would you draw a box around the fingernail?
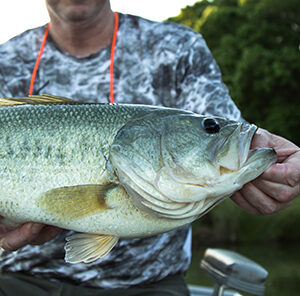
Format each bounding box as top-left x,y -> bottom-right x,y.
31,223 -> 44,234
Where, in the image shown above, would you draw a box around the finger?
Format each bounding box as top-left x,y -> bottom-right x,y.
239,183 -> 292,215
251,128 -> 298,150
275,149 -> 300,163
231,191 -> 261,216
0,224 -> 17,237
30,226 -> 64,245
250,128 -> 274,149
0,222 -> 44,252
252,178 -> 299,203
261,161 -> 300,188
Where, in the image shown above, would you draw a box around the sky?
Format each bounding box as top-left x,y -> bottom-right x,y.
0,0 -> 199,44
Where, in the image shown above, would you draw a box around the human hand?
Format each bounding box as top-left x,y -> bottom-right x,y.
0,220 -> 64,252
231,128 -> 300,215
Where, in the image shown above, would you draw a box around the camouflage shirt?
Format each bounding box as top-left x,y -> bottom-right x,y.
0,13 -> 242,288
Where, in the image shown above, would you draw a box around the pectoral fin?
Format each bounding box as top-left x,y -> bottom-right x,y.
38,184 -> 118,221
65,233 -> 119,264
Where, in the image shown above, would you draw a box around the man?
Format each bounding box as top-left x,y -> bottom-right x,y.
0,0 -> 299,295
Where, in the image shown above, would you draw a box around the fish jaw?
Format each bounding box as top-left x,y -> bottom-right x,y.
233,147 -> 277,186
190,147 -> 277,218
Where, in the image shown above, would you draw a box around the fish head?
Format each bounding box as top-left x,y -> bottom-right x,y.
110,110 -> 277,219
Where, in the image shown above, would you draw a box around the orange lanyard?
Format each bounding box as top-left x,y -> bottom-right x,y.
29,12 -> 119,104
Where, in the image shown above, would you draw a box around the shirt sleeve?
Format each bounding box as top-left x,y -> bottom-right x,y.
175,33 -> 243,121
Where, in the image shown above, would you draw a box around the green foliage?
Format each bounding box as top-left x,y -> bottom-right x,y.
168,1 -> 210,28
192,197 -> 300,244
237,197 -> 300,242
168,0 -> 300,144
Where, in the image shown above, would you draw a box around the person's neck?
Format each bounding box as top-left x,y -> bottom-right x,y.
48,9 -> 115,57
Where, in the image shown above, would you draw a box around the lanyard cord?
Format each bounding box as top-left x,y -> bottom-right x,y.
109,11 -> 118,104
29,12 -> 119,104
29,23 -> 49,96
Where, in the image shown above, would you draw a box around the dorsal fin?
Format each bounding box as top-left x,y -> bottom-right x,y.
0,94 -> 85,106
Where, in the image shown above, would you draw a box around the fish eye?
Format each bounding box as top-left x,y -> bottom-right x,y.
201,118 -> 220,134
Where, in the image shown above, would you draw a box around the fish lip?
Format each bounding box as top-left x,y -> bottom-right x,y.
243,147 -> 277,169
238,124 -> 278,170
239,123 -> 258,168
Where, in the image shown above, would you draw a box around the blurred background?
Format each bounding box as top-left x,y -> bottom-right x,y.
1,0 -> 299,295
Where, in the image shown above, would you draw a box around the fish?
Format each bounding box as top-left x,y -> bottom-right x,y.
0,94 -> 276,264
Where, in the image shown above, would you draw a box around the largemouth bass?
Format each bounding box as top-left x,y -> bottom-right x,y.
0,95 -> 276,264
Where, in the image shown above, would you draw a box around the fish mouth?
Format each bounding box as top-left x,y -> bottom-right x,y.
213,122 -> 258,173
182,123 -> 277,219
187,127 -> 277,220
216,122 -> 277,174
